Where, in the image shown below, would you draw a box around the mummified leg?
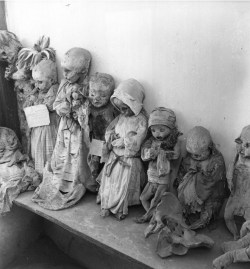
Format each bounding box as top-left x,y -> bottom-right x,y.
222,233 -> 250,253
224,202 -> 239,239
213,248 -> 250,269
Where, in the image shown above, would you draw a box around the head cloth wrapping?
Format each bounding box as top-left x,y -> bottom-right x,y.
110,78 -> 145,116
148,107 -> 176,129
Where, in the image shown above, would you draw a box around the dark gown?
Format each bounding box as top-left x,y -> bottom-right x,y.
0,61 -> 20,139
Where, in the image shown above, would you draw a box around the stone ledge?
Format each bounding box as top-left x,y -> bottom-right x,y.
14,191 -> 248,269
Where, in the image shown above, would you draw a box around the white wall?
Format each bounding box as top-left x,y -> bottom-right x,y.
5,0 -> 250,166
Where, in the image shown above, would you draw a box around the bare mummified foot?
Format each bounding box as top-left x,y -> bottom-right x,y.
115,212 -> 126,221
100,209 -> 110,217
134,215 -> 148,224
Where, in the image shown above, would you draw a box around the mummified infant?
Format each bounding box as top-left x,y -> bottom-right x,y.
29,59 -> 59,175
0,127 -> 40,214
32,48 -> 92,210
98,79 -> 147,220
224,125 -> 250,239
135,107 -> 182,223
86,72 -> 118,192
176,126 -> 227,229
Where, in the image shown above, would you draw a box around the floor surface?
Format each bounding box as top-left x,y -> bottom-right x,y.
5,235 -> 85,269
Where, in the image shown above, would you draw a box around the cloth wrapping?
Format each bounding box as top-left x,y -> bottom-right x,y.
32,79 -> 91,210
98,80 -> 147,215
0,127 -> 40,214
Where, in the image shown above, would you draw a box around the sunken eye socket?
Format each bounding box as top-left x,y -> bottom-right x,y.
63,69 -> 70,74
244,143 -> 249,148
151,129 -> 165,133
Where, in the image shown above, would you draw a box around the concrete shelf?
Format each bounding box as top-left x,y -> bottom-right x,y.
14,191 -> 248,269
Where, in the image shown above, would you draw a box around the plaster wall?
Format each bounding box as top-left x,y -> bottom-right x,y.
5,0 -> 250,166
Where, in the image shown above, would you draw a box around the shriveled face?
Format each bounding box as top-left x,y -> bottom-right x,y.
61,49 -> 88,83
89,82 -> 111,107
112,97 -> 134,117
235,126 -> 250,159
12,66 -> 30,81
62,64 -> 81,83
33,71 -> 53,92
35,78 -> 52,92
0,128 -> 20,161
236,138 -> 250,159
0,46 -> 17,63
186,126 -> 212,161
151,125 -> 171,141
189,148 -> 211,161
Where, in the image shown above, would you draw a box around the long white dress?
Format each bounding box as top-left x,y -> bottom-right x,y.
32,79 -> 91,210
30,84 -> 59,175
99,111 -> 147,215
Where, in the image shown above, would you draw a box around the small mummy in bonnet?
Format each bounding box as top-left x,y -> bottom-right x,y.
149,107 -> 176,141
186,126 -> 213,161
32,59 -> 57,92
111,78 -> 145,117
61,47 -> 91,84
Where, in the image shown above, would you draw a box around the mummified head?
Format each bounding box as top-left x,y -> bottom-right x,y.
0,127 -> 21,160
0,30 -> 22,64
32,59 -> 57,92
235,125 -> 250,158
12,66 -> 31,81
61,47 -> 91,83
89,72 -> 115,107
186,126 -> 213,161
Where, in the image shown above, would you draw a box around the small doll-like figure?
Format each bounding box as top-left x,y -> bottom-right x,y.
0,127 -> 40,214
98,79 -> 147,220
32,48 -> 92,210
213,220 -> 250,269
176,126 -> 227,229
135,107 -> 181,223
27,59 -> 59,175
224,125 -> 250,239
87,72 -> 118,192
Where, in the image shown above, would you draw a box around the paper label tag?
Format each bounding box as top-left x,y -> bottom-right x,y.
24,104 -> 50,128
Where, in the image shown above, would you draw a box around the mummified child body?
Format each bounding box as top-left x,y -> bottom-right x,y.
135,107 -> 181,223
98,79 -> 147,220
86,72 -> 118,192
